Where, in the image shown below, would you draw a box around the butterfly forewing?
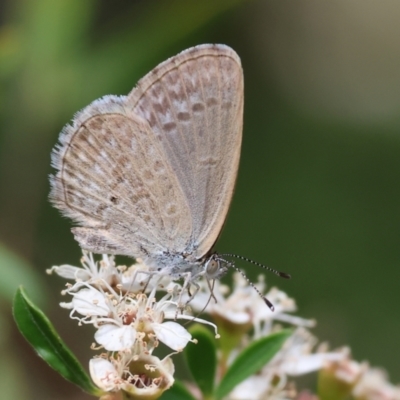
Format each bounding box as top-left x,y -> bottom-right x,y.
127,44 -> 244,259
50,44 -> 243,263
50,97 -> 192,257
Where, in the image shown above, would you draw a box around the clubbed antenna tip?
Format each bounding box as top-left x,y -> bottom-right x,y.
264,297 -> 275,311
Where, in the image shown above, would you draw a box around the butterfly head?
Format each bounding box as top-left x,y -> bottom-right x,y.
203,253 -> 228,280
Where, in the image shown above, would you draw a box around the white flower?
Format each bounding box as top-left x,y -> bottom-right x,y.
189,273 -> 314,334
321,351 -> 400,399
47,252 -> 117,286
65,287 -> 109,317
90,357 -> 120,392
51,251 -> 220,358
48,251 -> 171,295
270,329 -> 347,377
60,279 -> 197,352
228,375 -> 295,400
89,353 -> 175,397
352,367 -> 400,400
229,328 -> 346,400
326,356 -> 366,384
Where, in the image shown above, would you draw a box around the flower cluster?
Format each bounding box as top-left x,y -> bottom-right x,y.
48,252 -> 400,400
188,273 -> 347,399
322,356 -> 400,400
48,251 -> 214,398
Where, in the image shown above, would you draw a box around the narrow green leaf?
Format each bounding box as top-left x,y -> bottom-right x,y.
184,324 -> 217,398
160,380 -> 196,400
12,287 -> 101,396
215,330 -> 292,400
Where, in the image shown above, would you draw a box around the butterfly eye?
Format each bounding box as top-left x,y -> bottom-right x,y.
205,258 -> 220,277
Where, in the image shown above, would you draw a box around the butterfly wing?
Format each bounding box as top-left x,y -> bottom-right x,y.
127,44 -> 244,259
50,96 -> 193,257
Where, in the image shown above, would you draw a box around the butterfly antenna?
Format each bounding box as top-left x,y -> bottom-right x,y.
220,254 -> 291,279
215,256 -> 276,311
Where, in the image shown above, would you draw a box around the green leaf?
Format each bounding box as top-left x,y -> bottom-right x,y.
215,330 -> 292,400
12,287 -> 101,396
160,379 -> 196,400
184,324 -> 217,398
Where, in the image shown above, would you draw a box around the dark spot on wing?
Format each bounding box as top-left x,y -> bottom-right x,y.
177,112 -> 191,121
192,102 -> 205,112
206,97 -> 218,107
163,122 -> 177,132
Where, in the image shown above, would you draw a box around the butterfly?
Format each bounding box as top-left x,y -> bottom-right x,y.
50,44 -> 288,308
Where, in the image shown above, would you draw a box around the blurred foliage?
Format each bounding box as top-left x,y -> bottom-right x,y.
0,242 -> 45,303
1,0 -> 400,399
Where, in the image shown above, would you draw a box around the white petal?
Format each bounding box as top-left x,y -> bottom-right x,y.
153,321 -> 191,351
229,376 -> 270,400
95,324 -> 136,351
221,308 -> 250,324
89,358 -> 119,392
283,352 -> 346,376
59,301 -> 73,309
50,265 -> 91,280
72,288 -> 109,316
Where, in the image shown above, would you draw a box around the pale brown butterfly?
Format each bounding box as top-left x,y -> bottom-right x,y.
50,44 -> 289,308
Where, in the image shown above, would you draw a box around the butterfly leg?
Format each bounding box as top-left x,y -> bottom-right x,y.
125,268 -> 161,295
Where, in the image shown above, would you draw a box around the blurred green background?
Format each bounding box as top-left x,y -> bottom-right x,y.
1,0 -> 400,399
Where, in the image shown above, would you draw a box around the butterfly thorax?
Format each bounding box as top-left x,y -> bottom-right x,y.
144,252 -> 227,282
